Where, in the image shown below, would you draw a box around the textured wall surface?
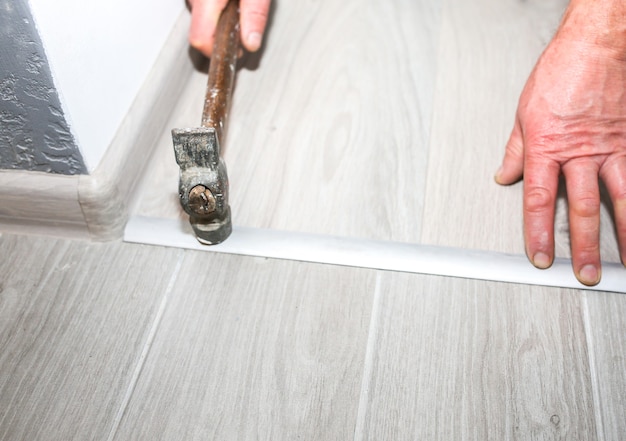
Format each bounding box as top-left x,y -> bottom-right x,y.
28,0 -> 183,172
0,0 -> 86,175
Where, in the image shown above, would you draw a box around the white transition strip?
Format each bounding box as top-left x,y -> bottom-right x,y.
125,216 -> 626,293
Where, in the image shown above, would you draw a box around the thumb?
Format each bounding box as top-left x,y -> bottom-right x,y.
495,120 -> 525,185
240,0 -> 270,52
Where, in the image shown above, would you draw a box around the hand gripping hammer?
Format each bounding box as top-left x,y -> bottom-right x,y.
172,0 -> 240,244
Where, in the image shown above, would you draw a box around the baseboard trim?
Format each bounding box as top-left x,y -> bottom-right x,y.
125,216 -> 626,293
0,11 -> 193,241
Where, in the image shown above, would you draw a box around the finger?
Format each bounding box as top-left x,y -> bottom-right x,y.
523,156 -> 560,269
563,159 -> 602,285
495,119 -> 525,185
240,0 -> 270,52
599,154 -> 626,266
189,0 -> 229,56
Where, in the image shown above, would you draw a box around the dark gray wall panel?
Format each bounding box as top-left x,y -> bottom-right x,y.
0,0 -> 87,175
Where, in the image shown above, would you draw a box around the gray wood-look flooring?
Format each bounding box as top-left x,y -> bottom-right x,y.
1,233 -> 624,440
136,0 -> 441,242
363,274 -> 597,440
114,253 -> 376,440
0,234 -> 183,440
134,0 -> 621,262
2,0 -> 625,439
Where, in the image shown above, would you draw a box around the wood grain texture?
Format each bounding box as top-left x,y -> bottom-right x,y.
0,170 -> 89,239
134,0 -> 442,242
0,234 -> 183,440
113,253 -> 376,440
421,0 -> 621,264
583,293 -> 626,441
359,272 -> 597,440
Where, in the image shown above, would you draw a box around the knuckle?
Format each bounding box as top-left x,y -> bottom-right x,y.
570,192 -> 600,218
189,37 -> 212,54
247,8 -> 268,23
525,187 -> 554,213
505,138 -> 523,158
576,242 -> 601,258
243,0 -> 269,21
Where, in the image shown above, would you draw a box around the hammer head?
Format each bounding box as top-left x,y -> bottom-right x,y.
172,127 -> 231,244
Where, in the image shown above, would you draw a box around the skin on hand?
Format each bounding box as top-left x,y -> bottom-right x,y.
496,0 -> 626,285
188,0 -> 271,57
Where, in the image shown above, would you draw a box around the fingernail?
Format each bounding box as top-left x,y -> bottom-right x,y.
494,166 -> 504,184
246,32 -> 262,51
532,252 -> 551,269
578,264 -> 600,286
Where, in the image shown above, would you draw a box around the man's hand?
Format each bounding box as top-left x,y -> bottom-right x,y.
496,0 -> 626,285
188,0 -> 270,57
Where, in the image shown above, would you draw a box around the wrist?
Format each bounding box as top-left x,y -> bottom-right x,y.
557,0 -> 626,56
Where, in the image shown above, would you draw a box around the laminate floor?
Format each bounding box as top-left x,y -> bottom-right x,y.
134,0 -> 441,242
1,232 -> 624,440
2,0 -> 626,439
132,0 -> 622,264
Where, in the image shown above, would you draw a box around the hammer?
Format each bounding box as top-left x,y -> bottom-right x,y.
172,0 -> 240,244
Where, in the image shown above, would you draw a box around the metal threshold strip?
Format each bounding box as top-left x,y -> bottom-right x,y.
125,216 -> 626,293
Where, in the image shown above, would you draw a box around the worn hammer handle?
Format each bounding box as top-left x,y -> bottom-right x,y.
201,0 -> 240,150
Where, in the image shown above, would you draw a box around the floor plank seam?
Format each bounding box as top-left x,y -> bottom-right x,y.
105,251 -> 185,441
581,292 -> 606,441
419,8 -> 445,229
353,272 -> 383,441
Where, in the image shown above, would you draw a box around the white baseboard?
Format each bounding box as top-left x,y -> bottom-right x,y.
0,11 -> 193,241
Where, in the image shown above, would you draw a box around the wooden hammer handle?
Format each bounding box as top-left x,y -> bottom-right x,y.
201,0 -> 240,150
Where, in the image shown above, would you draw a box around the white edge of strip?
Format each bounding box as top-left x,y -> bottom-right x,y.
124,216 -> 626,294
